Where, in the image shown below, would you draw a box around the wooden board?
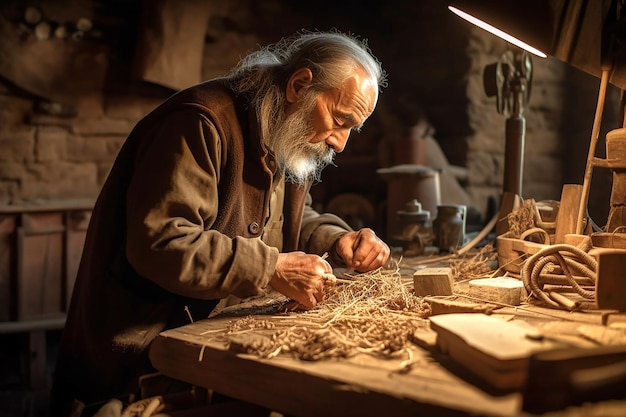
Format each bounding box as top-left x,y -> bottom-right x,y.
17,212 -> 64,320
429,313 -> 567,390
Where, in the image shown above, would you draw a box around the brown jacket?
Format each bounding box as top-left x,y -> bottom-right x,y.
50,79 -> 351,413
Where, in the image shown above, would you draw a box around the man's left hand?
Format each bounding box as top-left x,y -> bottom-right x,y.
334,228 -> 390,272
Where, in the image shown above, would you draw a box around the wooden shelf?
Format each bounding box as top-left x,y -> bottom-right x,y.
0,315 -> 65,334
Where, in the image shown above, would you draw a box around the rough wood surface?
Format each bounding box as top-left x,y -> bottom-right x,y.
468,277 -> 523,306
429,313 -> 565,390
150,302 -> 626,417
413,267 -> 453,296
150,315 -> 522,417
577,324 -> 626,345
424,296 -> 496,315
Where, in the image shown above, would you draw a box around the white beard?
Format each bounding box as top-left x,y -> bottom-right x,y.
264,91 -> 336,186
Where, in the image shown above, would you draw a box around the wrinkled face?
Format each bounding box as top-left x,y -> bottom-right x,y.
265,67 -> 378,185
296,67 -> 378,154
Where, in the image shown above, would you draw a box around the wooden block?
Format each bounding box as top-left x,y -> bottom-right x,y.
424,296 -> 496,316
468,277 -> 523,306
603,312 -> 626,327
595,248 -> 626,311
413,267 -> 453,296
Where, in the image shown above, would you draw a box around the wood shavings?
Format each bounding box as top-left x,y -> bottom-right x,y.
507,199 -> 537,238
450,244 -> 498,283
225,265 -> 432,361
227,316 -> 276,332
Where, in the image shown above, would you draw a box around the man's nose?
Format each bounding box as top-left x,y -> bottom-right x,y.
326,129 -> 350,153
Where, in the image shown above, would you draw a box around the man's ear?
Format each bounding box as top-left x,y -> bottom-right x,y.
286,68 -> 313,103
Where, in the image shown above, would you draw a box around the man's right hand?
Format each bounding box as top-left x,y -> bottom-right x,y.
269,252 -> 336,309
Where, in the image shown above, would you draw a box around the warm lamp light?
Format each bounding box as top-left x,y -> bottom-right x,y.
448,6 -> 548,58
448,1 -> 622,86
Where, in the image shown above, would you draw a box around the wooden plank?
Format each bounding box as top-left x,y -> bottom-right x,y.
577,324 -> 626,345
554,184 -> 583,244
0,317 -> 65,334
424,296 -> 497,315
429,313 -> 568,390
65,210 -> 91,309
17,213 -> 64,320
0,214 -> 16,321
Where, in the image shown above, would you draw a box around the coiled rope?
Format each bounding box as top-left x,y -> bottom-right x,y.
521,243 -> 597,309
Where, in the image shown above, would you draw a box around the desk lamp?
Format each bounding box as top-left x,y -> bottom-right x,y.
449,0 -> 626,237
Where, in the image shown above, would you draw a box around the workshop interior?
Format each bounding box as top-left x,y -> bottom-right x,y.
1,0 -> 626,416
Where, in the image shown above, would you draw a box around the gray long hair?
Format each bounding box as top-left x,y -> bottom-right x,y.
227,31 -> 387,139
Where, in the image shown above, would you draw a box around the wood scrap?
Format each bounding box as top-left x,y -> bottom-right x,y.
577,324 -> 626,346
468,277 -> 523,306
424,296 -> 496,316
413,267 -> 453,296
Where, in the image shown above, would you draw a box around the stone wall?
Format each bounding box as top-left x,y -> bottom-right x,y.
0,0 -> 619,234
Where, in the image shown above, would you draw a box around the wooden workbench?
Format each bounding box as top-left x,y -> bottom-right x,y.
150,313 -> 517,417
149,302 -> 626,417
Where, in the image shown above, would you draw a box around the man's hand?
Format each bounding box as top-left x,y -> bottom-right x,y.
269,251 -> 336,309
334,228 -> 390,272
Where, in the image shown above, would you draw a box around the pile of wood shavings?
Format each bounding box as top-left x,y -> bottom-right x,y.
224,266 -> 431,361
450,244 -> 498,284
507,199 -> 536,237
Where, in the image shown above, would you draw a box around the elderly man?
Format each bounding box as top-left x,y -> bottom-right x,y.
50,30 -> 389,415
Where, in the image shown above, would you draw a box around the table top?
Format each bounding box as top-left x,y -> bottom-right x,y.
149,251 -> 626,417
150,313 -> 519,417
149,297 -> 626,417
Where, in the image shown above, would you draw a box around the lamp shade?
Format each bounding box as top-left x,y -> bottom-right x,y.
448,0 -> 626,88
